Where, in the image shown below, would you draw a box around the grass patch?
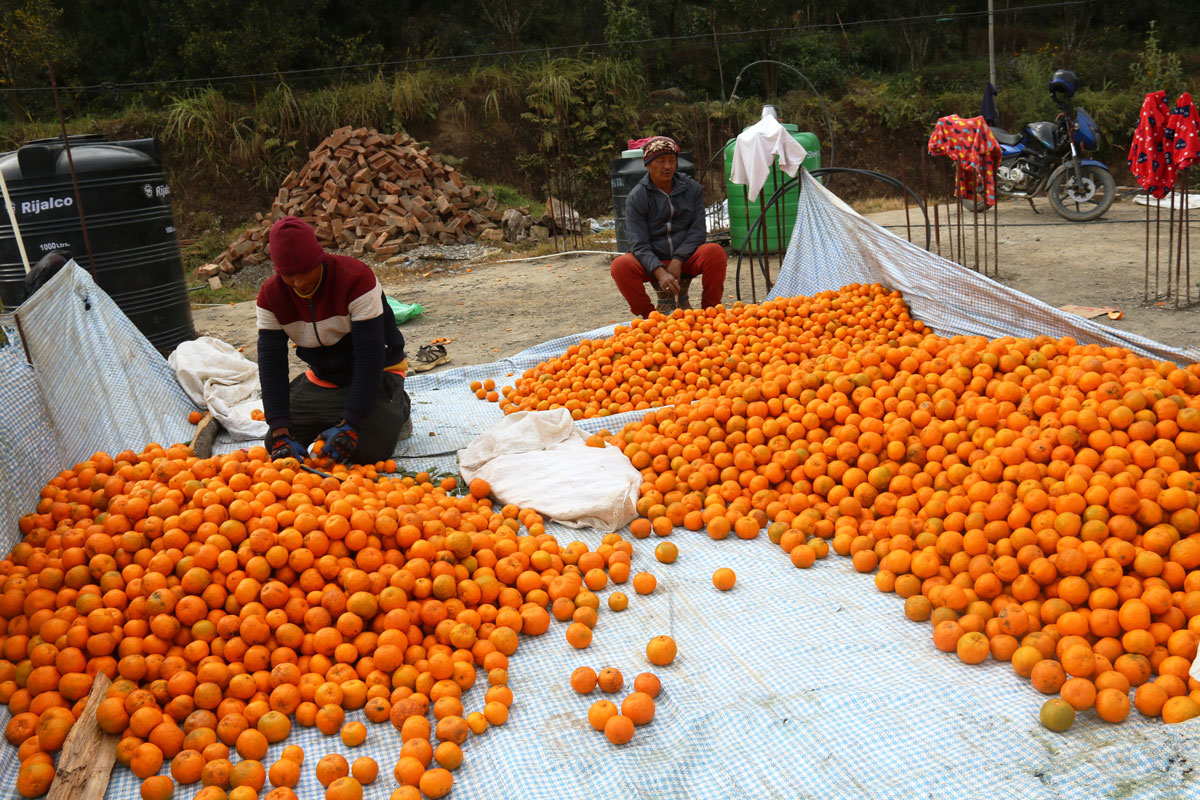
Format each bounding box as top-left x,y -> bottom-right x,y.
186,283 -> 259,306
478,183 -> 545,220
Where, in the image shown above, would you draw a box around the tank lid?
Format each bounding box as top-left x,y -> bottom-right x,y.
12,138 -> 159,180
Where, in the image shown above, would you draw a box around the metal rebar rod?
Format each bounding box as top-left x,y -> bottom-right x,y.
993,193 -> 999,276
1145,190 -> 1151,303
1169,181 -> 1177,303
973,189 -> 980,272
1156,197 -> 1161,301
760,179 -> 771,293
983,194 -> 989,275
744,186 -> 755,304
13,311 -> 33,366
48,61 -> 98,281
956,170 -> 965,268
934,202 -> 941,257
921,153 -> 932,253
1187,169 -> 1192,307
900,152 -> 911,243
1176,174 -> 1185,308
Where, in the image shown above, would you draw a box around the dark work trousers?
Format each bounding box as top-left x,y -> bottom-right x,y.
278,372 -> 412,463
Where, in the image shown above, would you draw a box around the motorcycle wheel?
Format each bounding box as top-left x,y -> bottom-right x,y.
959,184 -> 989,214
1047,165 -> 1116,222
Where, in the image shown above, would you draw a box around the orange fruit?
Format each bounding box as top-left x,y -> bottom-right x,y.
1039,698 -> 1075,731
587,700 -> 618,731
140,775 -> 175,800
632,572 -> 657,595
316,754 -> 350,787
1162,695 -> 1200,724
565,622 -> 593,649
268,758 -> 301,788
633,672 -> 661,698
654,542 -> 678,563
340,721 -> 367,747
620,692 -> 656,725
712,568 -> 736,591
1095,687 -> 1131,723
326,776 -> 363,800
597,667 -> 623,694
646,635 -> 676,666
570,667 -> 597,694
418,768 -> 453,799
604,714 -> 635,744
434,741 -> 463,770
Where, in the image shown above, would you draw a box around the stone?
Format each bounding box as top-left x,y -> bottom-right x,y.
196,263 -> 222,278
207,276 -> 222,290
479,228 -> 505,243
543,196 -> 586,233
529,225 -> 549,239
501,208 -> 527,242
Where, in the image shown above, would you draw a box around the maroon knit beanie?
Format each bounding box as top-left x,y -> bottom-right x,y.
269,216 -> 324,275
642,136 -> 680,165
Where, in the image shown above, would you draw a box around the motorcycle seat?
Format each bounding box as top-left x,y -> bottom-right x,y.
990,128 -> 1022,146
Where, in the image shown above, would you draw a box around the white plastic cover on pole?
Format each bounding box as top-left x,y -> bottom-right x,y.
728,105 -> 809,202
168,336 -> 269,439
0,165 -> 31,274
458,408 -> 641,532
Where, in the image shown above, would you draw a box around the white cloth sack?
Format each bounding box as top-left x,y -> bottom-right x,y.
168,336 -> 269,440
729,106 -> 809,202
458,409 -> 641,532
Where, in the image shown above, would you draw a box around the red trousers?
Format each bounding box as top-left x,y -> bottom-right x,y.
610,242 -> 727,318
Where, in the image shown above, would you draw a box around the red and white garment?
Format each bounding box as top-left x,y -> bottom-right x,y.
1166,92 -> 1200,173
927,115 -> 1001,206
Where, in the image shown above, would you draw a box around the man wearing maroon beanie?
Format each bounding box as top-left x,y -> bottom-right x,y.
610,135 -> 727,317
256,216 -> 411,464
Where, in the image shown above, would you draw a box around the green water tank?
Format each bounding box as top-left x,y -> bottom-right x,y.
724,125 -> 820,253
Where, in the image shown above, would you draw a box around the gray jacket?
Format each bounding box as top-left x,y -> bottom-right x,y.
625,171 -> 707,276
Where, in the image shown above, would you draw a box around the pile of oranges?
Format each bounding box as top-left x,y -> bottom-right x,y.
490,284 -> 919,418
571,667 -> 659,745
1,446 -> 646,798
514,285 -> 1200,729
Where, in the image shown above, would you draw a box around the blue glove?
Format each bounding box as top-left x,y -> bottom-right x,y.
267,432 -> 310,462
317,420 -> 359,463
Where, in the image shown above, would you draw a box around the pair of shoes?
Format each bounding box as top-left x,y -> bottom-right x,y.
654,287 -> 677,315
410,343 -> 450,372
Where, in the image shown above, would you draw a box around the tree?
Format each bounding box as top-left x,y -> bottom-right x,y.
480,0 -> 539,53
0,0 -> 68,119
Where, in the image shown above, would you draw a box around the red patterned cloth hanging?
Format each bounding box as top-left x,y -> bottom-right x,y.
1128,91 -> 1175,198
927,115 -> 1001,207
1165,92 -> 1200,172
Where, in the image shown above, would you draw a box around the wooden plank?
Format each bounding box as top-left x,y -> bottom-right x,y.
47,672 -> 116,800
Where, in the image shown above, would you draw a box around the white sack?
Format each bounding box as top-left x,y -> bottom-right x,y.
458,409 -> 641,532
168,336 -> 269,440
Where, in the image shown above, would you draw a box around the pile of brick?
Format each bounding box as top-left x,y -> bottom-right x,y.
202,127 -> 499,276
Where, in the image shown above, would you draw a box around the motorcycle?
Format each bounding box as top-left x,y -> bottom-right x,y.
968,69 -> 1115,222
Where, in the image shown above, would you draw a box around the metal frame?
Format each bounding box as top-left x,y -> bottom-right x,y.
733,167 -> 932,302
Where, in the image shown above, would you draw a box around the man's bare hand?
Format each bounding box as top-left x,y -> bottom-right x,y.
666,259 -> 683,281
654,266 -> 680,296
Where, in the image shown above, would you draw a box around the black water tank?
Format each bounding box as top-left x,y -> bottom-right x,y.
0,135 -> 195,353
610,151 -> 695,254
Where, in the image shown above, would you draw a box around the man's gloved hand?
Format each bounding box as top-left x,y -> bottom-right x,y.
317,420 -> 359,463
267,431 -> 310,462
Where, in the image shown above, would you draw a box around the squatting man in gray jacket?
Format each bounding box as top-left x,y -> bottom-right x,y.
610,136 -> 728,317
